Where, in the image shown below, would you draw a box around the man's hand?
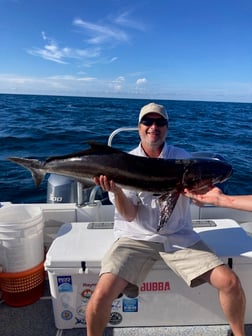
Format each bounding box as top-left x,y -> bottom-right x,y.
94,175 -> 137,221
94,175 -> 121,194
183,186 -> 223,206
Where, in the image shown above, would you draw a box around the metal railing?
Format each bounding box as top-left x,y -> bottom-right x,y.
107,127 -> 138,147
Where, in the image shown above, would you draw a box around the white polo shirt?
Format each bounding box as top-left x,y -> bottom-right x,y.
109,142 -> 200,252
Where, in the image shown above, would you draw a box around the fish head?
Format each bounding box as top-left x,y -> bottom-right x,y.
181,158 -> 233,192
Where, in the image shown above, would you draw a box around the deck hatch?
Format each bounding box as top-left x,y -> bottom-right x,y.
192,220 -> 217,227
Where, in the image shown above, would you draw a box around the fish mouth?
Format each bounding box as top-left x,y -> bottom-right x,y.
185,179 -> 213,194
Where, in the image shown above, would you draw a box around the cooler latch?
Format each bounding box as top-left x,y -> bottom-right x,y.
81,261 -> 86,272
228,258 -> 233,269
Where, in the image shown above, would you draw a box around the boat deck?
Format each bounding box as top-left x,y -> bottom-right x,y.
1,201 -> 252,335
1,280 -> 252,336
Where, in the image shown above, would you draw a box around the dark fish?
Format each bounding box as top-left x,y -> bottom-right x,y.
8,142 -> 233,229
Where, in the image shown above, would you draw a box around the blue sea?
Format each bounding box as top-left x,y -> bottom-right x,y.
0,93 -> 251,203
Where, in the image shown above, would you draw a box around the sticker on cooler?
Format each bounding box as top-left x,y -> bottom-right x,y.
122,297 -> 138,312
61,310 -> 73,320
140,281 -> 171,292
57,275 -> 73,292
75,305 -> 86,326
109,311 -> 123,325
80,282 -> 96,302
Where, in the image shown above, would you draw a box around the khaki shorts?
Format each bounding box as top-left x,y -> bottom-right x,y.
100,237 -> 224,296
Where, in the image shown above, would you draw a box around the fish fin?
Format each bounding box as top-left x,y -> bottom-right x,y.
45,142 -> 121,163
87,141 -> 122,153
157,191 -> 180,232
8,157 -> 45,187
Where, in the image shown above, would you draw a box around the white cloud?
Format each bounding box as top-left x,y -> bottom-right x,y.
114,11 -> 146,31
77,77 -> 96,82
109,57 -> 118,63
27,11 -> 144,67
111,76 -> 125,91
27,32 -> 101,64
47,75 -> 96,82
0,73 -> 98,95
41,31 -> 47,40
1,73 -> 252,102
116,76 -> 125,81
136,78 -> 147,85
73,18 -> 129,45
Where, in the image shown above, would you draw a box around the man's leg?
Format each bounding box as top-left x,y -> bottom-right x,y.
202,265 -> 246,336
86,272 -> 128,336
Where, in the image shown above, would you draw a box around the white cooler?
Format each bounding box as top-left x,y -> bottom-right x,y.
45,219 -> 252,329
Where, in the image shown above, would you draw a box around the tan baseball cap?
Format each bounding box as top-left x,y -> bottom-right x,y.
138,102 -> 168,122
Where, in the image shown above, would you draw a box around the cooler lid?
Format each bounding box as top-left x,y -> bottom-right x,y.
194,219 -> 252,260
45,222 -> 115,269
45,219 -> 252,270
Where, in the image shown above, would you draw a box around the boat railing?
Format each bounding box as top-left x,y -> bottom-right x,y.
107,127 -> 138,146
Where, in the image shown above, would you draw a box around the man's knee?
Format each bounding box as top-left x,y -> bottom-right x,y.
206,265 -> 243,293
218,269 -> 243,294
88,287 -> 113,310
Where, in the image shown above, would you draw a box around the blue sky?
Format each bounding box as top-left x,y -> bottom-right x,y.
0,0 -> 251,102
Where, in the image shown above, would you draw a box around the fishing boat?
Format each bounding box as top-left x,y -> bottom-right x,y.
1,127 -> 252,336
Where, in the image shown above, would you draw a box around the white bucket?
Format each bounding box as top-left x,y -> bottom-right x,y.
0,205 -> 44,272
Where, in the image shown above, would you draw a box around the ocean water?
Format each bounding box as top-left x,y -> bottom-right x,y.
0,93 -> 251,203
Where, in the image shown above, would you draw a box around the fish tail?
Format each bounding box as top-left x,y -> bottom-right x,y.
8,157 -> 46,187
157,191 -> 180,231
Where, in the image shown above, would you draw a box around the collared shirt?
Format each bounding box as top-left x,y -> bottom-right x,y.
109,142 -> 200,252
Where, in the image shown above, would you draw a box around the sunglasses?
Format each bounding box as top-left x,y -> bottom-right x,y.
140,117 -> 168,127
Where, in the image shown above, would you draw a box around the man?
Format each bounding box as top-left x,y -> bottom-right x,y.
184,186 -> 252,212
86,102 -> 245,336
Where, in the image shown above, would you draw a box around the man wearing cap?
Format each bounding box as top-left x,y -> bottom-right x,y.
86,102 -> 245,336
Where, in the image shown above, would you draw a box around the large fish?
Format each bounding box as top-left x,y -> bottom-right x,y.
8,142 -> 232,230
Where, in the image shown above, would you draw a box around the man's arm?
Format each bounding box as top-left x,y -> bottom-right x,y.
184,186 -> 252,212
